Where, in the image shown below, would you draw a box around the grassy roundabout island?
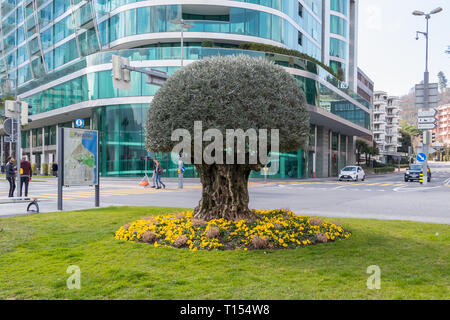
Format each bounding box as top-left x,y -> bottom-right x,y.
0,206 -> 448,299
114,209 -> 351,251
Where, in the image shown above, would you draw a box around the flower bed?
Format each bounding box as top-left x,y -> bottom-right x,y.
114,209 -> 351,251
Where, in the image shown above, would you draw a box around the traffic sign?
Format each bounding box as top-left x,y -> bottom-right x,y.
417,123 -> 437,130
416,153 -> 427,162
418,108 -> 437,117
4,135 -> 17,143
3,118 -> 17,136
415,83 -> 439,108
74,118 -> 85,128
417,117 -> 436,124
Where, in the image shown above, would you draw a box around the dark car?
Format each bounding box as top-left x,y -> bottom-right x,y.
404,164 -> 431,182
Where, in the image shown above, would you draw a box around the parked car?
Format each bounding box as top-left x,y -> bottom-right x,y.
338,166 -> 365,181
404,164 -> 431,182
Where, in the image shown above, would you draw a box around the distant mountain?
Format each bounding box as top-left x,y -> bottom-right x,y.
399,88 -> 450,125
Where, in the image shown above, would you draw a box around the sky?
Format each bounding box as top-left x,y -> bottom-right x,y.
358,0 -> 450,97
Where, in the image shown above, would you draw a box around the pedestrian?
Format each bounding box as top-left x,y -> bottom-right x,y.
155,159 -> 165,189
20,156 -> 32,197
5,156 -> 16,197
150,159 -> 157,188
52,162 -> 58,177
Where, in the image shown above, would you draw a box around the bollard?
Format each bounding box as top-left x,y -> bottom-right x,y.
419,172 -> 423,185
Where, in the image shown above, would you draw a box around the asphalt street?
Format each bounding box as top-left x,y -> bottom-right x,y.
1,162 -> 449,224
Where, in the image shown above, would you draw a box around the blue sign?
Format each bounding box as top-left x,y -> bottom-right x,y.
180,166 -> 185,174
416,153 -> 427,163
74,118 -> 85,128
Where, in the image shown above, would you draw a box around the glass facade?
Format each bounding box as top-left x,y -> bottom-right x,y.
0,0 -> 326,85
1,0 -> 368,178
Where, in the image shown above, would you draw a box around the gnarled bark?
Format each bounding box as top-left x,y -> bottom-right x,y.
194,164 -> 260,221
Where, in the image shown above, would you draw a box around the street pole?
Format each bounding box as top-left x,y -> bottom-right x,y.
413,7 -> 443,184
16,101 -> 22,196
57,127 -> 64,211
422,16 -> 430,185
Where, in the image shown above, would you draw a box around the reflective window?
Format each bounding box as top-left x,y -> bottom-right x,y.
330,0 -> 348,16
330,37 -> 347,59
330,15 -> 347,38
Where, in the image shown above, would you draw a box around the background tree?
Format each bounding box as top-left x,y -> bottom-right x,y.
366,142 -> 379,167
356,140 -> 369,165
438,71 -> 448,93
146,55 -> 309,220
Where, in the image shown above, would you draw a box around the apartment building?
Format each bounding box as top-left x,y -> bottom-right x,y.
373,91 -> 402,163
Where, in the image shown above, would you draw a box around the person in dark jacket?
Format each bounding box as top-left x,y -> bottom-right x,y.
52,162 -> 58,177
5,156 -> 16,197
20,156 -> 32,197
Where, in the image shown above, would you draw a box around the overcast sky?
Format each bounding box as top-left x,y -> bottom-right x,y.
358,0 -> 450,97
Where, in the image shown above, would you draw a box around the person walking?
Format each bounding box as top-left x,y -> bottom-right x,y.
5,156 -> 16,197
154,159 -> 165,189
20,156 -> 32,197
52,162 -> 58,177
150,159 -> 157,188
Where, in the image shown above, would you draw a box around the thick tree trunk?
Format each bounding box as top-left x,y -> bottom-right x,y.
194,164 -> 258,221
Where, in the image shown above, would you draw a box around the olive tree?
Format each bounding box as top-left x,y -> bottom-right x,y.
146,55 -> 309,221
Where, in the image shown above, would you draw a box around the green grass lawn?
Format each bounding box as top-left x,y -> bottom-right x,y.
0,206 -> 448,300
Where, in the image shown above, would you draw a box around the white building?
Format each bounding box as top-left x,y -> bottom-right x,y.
373,91 -> 402,163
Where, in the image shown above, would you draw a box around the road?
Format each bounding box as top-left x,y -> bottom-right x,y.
1,162 -> 449,224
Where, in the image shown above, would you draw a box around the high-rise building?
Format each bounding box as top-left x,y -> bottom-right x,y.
373,91 -> 402,163
0,0 -> 371,178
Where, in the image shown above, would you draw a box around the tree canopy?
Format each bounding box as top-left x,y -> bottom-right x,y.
146,55 -> 310,220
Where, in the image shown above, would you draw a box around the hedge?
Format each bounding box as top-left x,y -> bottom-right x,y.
238,42 -> 343,80
374,167 -> 395,174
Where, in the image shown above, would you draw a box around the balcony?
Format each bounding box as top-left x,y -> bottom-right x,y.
373,108 -> 386,114
373,117 -> 386,124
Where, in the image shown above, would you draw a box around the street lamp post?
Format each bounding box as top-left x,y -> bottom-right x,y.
413,7 -> 443,185
170,19 -> 194,67
3,77 -> 22,196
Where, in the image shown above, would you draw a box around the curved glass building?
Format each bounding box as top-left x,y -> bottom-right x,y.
0,0 -> 370,179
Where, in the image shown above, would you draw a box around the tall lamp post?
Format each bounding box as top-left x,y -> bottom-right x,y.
170,19 -> 194,67
413,7 -> 443,184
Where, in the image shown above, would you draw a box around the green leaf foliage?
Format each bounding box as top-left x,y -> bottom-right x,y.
146,55 -> 310,155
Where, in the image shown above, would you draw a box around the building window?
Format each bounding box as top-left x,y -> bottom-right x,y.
298,31 -> 303,46
298,4 -> 303,17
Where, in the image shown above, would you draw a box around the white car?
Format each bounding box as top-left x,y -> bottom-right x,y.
338,166 -> 365,181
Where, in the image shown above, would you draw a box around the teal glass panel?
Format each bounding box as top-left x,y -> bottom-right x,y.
245,9 -> 259,37
137,7 -> 150,34
166,5 -> 181,32
230,7 -> 245,34
97,70 -> 115,98
31,56 -> 46,78
330,37 -> 347,59
38,2 -> 53,28
271,14 -> 282,42
53,15 -> 74,43
150,6 -> 166,33
330,15 -> 347,37
17,44 -> 28,64
259,11 -> 271,39
78,27 -> 100,57
41,27 -> 53,49
330,0 -> 348,16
